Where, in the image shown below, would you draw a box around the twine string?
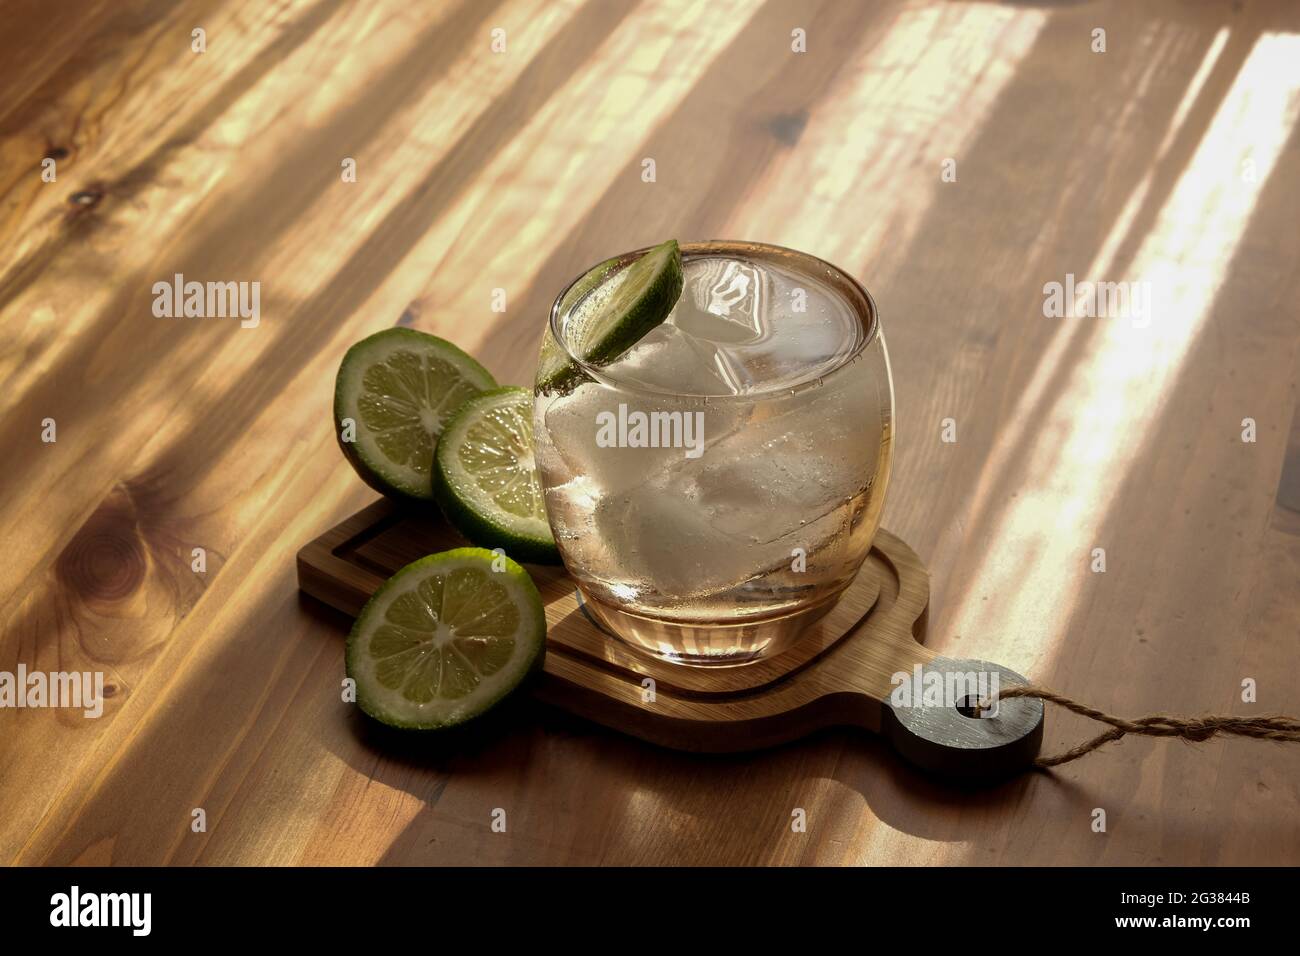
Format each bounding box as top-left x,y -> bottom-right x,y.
978,685 -> 1300,768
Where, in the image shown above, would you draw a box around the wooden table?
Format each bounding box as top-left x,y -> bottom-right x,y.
3,0 -> 1298,866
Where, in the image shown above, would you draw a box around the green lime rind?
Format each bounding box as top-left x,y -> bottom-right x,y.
334,328 -> 497,501
433,386 -> 561,565
345,548 -> 546,731
535,240 -> 683,394
535,254 -> 622,394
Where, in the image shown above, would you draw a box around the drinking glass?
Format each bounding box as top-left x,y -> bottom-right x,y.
533,241 -> 892,665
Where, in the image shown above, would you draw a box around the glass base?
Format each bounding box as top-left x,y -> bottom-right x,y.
578,587 -> 843,667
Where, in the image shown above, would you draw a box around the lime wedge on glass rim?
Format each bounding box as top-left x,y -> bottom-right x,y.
536,238 -> 683,392
334,328 -> 497,500
346,548 -> 546,730
434,387 -> 560,564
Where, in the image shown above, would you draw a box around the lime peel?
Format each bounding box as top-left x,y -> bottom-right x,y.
536,239 -> 683,393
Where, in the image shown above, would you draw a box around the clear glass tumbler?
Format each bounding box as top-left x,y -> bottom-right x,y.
533,241 -> 893,665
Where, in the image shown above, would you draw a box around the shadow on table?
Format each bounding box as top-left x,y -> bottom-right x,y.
325,672 -> 1093,865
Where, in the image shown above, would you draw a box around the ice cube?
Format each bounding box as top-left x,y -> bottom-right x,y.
601,380 -> 881,599
536,369 -> 748,506
536,382 -> 683,499
669,258 -> 767,344
603,323 -> 738,396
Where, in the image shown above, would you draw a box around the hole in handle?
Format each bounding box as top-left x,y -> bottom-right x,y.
956,695 -> 996,719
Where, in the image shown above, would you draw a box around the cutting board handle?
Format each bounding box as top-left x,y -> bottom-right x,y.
879,656 -> 1044,780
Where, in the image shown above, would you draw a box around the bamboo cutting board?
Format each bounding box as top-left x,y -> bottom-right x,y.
298,500 -> 1043,778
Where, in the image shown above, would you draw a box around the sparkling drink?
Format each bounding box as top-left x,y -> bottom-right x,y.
533,241 -> 893,665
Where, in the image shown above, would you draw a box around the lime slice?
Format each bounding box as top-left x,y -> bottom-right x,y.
433,387 -> 559,564
536,239 -> 683,392
536,254 -> 622,392
346,548 -> 546,730
334,329 -> 497,500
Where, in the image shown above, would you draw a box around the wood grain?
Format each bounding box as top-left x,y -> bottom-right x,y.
2,0 -> 1298,866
